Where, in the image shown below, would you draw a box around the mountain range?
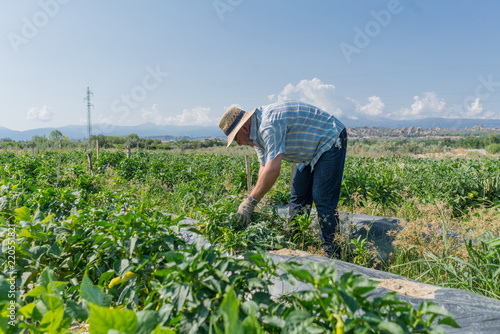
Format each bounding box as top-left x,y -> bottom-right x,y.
2,117 -> 500,141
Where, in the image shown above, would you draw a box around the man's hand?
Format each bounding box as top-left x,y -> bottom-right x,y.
237,199 -> 257,226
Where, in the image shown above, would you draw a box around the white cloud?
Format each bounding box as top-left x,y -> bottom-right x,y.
142,105 -> 216,126
269,78 -> 343,116
347,96 -> 385,117
27,105 -> 54,122
458,98 -> 499,119
360,96 -> 384,116
464,98 -> 483,117
141,104 -> 163,124
393,92 -> 446,119
269,80 -> 500,121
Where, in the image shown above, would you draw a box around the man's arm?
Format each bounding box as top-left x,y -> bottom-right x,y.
249,154 -> 282,201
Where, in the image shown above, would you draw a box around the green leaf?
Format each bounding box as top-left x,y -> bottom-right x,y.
18,303 -> 36,318
0,278 -> 11,303
179,298 -> 211,334
118,212 -> 134,224
15,206 -> 31,222
114,259 -> 132,276
338,290 -> 359,312
152,325 -> 176,334
135,310 -> 158,334
288,269 -> 314,284
18,228 -> 33,238
242,300 -> 259,316
377,321 -> 405,334
152,269 -> 171,277
88,303 -> 138,334
41,294 -> 63,311
242,311 -> 264,334
157,304 -> 174,324
487,237 -> 500,249
129,236 -> 138,258
438,316 -> 461,328
38,268 -> 57,289
219,285 -> 242,334
360,312 -> 382,326
47,281 -> 68,295
262,315 -> 286,328
282,310 -> 315,333
173,283 -> 189,311
420,302 -> 453,318
33,300 -> 49,321
47,242 -> 62,259
427,326 -> 447,334
65,299 -> 88,321
247,252 -> 264,267
349,278 -> 378,295
25,286 -> 48,298
252,292 -> 271,305
39,306 -> 65,334
80,274 -> 113,307
97,270 -> 115,287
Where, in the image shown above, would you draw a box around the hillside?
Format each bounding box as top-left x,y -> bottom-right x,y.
1,118 -> 500,141
347,125 -> 500,140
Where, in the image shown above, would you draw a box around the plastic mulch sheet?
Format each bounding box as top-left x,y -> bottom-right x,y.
179,215 -> 500,333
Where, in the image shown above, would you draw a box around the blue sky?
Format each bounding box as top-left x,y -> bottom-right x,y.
1,0 -> 500,131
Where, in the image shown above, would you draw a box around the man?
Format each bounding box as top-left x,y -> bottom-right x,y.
218,100 -> 347,257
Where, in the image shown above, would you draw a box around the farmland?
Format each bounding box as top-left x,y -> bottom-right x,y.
1,147 -> 499,333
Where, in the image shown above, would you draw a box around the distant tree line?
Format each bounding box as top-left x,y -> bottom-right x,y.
0,130 -> 226,152
351,133 -> 500,155
1,130 -> 499,155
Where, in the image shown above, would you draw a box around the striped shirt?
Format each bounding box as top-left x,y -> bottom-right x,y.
249,100 -> 345,170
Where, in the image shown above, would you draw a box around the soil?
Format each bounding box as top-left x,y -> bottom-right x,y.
269,248 -> 311,257
269,249 -> 439,299
374,278 -> 439,299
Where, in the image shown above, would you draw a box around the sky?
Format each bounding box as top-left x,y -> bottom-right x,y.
1,0 -> 500,132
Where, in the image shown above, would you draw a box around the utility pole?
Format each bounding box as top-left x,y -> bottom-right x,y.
84,87 -> 93,145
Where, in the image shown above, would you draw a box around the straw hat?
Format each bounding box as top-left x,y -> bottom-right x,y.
219,106 -> 256,147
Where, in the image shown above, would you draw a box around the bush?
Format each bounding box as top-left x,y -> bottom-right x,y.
486,143 -> 500,154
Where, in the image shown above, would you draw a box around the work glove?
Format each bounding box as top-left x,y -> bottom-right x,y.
236,198 -> 258,226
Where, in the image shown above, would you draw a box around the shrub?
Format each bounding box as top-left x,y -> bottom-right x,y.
486,143 -> 500,154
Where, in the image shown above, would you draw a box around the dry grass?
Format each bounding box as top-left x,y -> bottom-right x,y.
337,188 -> 500,274
390,201 -> 499,260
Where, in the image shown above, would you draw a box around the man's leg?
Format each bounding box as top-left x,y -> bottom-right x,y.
289,165 -> 313,238
312,130 -> 347,257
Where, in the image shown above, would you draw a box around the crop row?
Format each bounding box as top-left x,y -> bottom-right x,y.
0,150 -> 461,332
0,151 -> 499,217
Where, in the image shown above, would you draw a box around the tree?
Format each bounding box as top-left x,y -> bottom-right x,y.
484,133 -> 500,146
49,130 -> 63,141
125,134 -> 141,148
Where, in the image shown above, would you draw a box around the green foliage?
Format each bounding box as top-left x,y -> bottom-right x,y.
350,133 -> 500,155
200,202 -> 290,253
486,143 -> 500,154
422,233 -> 500,300
344,156 -> 500,216
49,130 -> 63,141
278,262 -> 459,333
349,235 -> 371,266
0,151 -> 463,332
290,212 -> 320,252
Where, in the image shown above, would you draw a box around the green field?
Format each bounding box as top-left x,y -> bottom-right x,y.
1,148 -> 499,333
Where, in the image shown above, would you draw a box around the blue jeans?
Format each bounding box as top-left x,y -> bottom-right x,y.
289,129 -> 347,256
